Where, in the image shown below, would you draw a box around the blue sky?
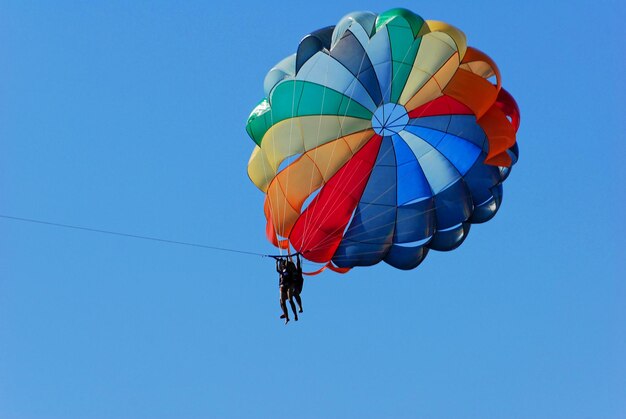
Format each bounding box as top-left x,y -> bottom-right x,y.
1,1 -> 624,418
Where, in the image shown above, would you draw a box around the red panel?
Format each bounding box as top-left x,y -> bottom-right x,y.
289,135 -> 383,263
494,88 -> 520,132
407,95 -> 473,119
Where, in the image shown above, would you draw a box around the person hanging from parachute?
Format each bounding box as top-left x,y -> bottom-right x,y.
289,254 -> 304,314
274,253 -> 304,325
276,256 -> 299,324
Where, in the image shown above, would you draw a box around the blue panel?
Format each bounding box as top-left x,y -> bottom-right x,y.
410,115 -> 487,151
429,223 -> 471,251
360,166 -> 396,205
332,240 -> 387,267
500,165 -> 512,182
399,128 -> 432,158
343,203 -> 396,244
436,134 -> 482,176
332,11 -> 377,46
357,67 -> 383,106
447,115 -> 487,150
296,26 -> 334,73
408,115 -> 450,132
384,245 -> 429,270
330,30 -> 382,106
400,129 -> 461,194
509,142 -> 520,163
391,135 -> 431,204
394,198 -> 435,243
470,194 -> 499,223
433,179 -> 472,229
416,149 -> 460,194
463,154 -> 502,205
405,125 -> 446,148
374,135 -> 396,166
391,134 -> 417,165
333,136 -> 398,267
359,136 -> 396,205
330,31 -> 368,74
368,27 -> 391,104
396,161 -> 431,205
405,125 -> 481,176
492,182 -> 503,203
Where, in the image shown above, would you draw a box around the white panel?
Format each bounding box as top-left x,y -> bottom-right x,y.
296,52 -> 377,112
399,130 -> 460,193
367,27 -> 392,104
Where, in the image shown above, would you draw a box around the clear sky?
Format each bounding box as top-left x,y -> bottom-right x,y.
1,1 -> 624,418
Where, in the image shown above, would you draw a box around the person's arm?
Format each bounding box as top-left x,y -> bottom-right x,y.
296,254 -> 301,271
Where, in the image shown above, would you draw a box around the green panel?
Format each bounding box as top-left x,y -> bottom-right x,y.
247,80 -> 373,146
274,80 -> 372,121
388,26 -> 422,103
270,80 -> 305,122
246,99 -> 272,146
374,8 -> 426,103
375,8 -> 425,38
298,82 -> 342,117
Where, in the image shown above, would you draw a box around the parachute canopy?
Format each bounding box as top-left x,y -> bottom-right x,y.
246,8 -> 520,274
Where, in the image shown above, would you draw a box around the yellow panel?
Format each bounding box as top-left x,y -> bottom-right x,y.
404,53 -> 459,111
460,61 -> 495,79
311,130 -> 373,181
298,115 -> 371,151
425,20 -> 467,60
343,129 -> 375,153
248,115 -> 371,192
433,53 -> 461,90
264,130 -> 374,237
262,118 -> 305,171
399,32 -> 458,105
247,147 -> 273,192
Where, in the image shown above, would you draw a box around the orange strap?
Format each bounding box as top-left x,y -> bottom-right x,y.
303,261 -> 351,276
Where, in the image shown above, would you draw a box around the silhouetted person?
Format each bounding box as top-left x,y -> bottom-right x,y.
276,258 -> 296,324
284,257 -> 300,320
289,254 -> 304,313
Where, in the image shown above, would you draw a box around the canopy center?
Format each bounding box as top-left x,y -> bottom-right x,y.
371,103 -> 409,136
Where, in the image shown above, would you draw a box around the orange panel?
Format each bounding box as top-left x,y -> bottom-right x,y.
442,68 -> 497,119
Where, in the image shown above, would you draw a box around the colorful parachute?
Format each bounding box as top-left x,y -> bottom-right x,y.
246,8 -> 520,274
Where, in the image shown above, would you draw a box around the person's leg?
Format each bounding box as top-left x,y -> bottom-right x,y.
293,292 -> 303,312
288,289 -> 298,321
295,284 -> 303,312
280,289 -> 289,323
